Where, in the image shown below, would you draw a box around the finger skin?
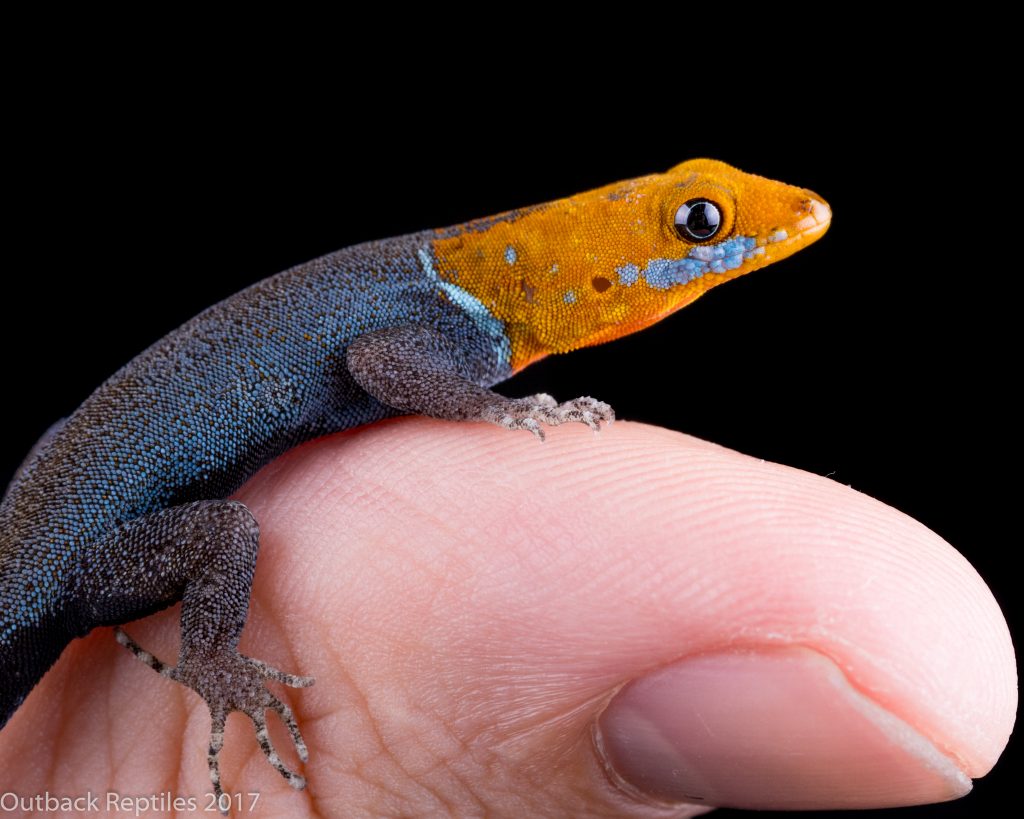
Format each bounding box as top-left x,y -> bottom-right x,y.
0,420 -> 1014,817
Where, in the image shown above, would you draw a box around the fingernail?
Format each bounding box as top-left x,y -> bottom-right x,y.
595,646 -> 971,810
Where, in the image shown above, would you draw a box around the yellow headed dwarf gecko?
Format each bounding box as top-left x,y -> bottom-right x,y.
0,159 -> 829,804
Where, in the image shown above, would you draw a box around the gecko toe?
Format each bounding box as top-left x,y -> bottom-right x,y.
484,395 -> 613,439
244,654 -> 315,688
519,417 -> 546,441
252,711 -> 307,789
275,699 -> 310,763
545,396 -> 615,430
208,711 -> 228,813
115,627 -> 173,676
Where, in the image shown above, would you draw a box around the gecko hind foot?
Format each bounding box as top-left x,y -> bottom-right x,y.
115,628 -> 314,811
484,394 -> 615,441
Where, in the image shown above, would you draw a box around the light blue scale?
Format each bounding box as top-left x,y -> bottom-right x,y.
615,235 -> 764,290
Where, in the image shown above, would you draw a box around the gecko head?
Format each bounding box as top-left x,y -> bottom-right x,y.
559,158 -> 832,352
430,159 -> 830,369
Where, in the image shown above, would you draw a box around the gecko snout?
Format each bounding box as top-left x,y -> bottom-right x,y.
795,193 -> 831,237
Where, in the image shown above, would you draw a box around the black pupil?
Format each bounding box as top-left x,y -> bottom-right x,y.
676,200 -> 721,240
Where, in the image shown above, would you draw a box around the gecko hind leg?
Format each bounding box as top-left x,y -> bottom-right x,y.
76,499 -> 314,809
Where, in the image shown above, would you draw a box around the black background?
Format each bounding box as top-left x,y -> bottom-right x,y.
3,41 -> 1015,817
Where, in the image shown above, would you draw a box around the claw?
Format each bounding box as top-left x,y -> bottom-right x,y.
520,418 -> 545,441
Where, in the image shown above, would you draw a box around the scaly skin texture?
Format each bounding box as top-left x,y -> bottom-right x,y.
0,159 -> 830,806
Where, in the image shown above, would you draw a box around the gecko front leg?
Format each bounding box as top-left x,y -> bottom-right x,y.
75,500 -> 314,810
346,325 -> 614,440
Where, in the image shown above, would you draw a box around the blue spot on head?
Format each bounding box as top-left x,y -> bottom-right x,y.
616,263 -> 640,286
644,257 -> 705,289
504,245 -> 517,265
564,290 -> 577,304
640,235 -> 759,290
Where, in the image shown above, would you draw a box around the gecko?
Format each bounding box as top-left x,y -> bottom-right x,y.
0,159 -> 830,804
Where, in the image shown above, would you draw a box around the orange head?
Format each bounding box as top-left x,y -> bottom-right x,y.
431,159 -> 830,371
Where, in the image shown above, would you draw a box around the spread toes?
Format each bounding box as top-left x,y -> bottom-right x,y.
485,394 -> 615,440
117,631 -> 314,812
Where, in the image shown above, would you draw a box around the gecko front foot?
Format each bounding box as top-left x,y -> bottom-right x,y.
483,394 -> 615,441
116,628 -> 314,812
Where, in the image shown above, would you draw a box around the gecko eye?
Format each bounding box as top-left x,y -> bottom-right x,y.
674,199 -> 722,241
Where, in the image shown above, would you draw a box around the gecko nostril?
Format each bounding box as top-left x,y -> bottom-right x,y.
794,194 -> 831,233
592,276 -> 612,293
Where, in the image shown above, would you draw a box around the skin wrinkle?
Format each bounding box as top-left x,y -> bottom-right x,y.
328,467 -> 510,627
491,688 -> 611,756
331,653 -> 437,813
398,713 -> 486,817
385,536 -> 602,810
431,758 -> 490,819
